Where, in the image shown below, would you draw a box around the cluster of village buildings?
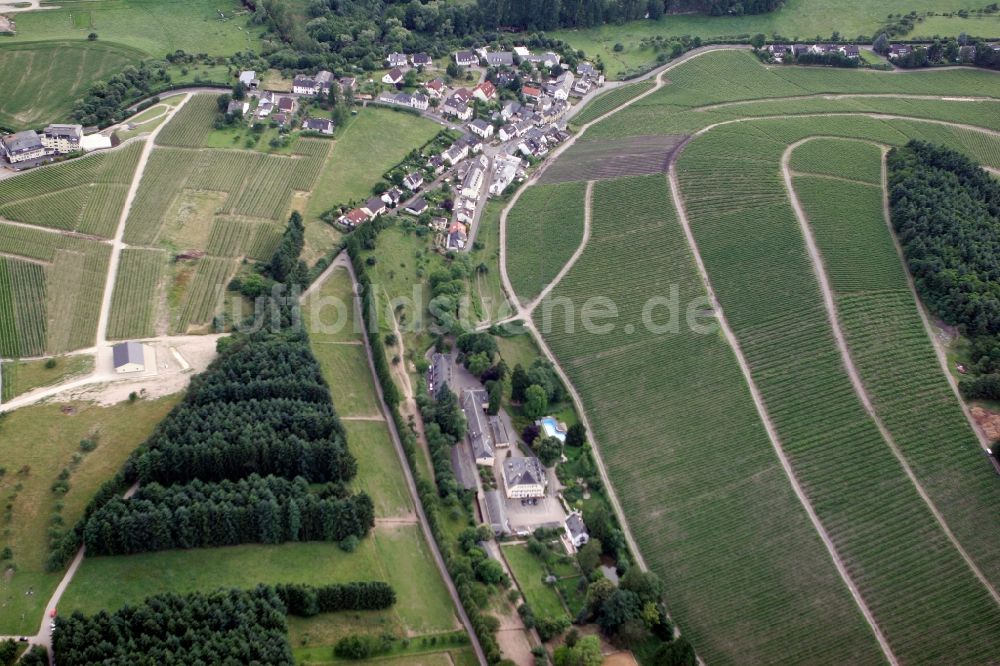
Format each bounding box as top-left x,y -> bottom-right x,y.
0,123 -> 111,167
335,46 -> 594,251
767,40 -> 996,63
428,353 -> 590,551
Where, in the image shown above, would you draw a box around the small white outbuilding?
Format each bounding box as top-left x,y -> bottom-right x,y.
112,341 -> 145,374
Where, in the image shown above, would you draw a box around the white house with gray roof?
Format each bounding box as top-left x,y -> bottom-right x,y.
564,511 -> 589,548
1,131 -> 45,164
502,456 -> 547,498
112,341 -> 146,374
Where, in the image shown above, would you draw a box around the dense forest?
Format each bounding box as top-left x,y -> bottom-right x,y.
888,141 -> 1000,399
53,584 -> 395,665
83,475 -> 374,555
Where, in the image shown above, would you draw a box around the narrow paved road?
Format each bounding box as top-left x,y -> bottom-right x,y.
782,138 -> 1000,609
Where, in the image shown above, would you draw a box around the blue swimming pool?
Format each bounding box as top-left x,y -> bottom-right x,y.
539,416 -> 566,442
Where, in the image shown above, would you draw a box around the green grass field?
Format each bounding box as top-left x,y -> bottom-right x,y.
0,41 -> 145,130
551,0 -> 1000,78
532,173 -> 882,664
0,355 -> 93,402
501,545 -> 568,623
6,0 -> 260,58
304,109 -> 441,223
0,397 -> 181,634
506,181 -> 587,304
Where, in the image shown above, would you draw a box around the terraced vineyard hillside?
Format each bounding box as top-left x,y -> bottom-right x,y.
505,49 -> 1000,664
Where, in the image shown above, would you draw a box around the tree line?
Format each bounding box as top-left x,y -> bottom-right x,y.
83,474 -> 374,555
888,141 -> 1000,399
53,583 -> 395,665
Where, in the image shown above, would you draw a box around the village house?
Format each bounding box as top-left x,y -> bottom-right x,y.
500,101 -> 522,121
889,44 -> 913,59
339,76 -> 357,92
404,197 -> 429,216
577,62 -> 598,77
469,118 -> 494,140
303,117 -> 334,135
489,153 -> 520,196
427,154 -> 445,174
425,78 -> 445,97
462,134 -> 484,154
461,156 -> 488,199
526,52 -> 561,68
40,124 -> 83,154
363,197 -> 387,218
411,92 -> 429,111
522,85 -> 542,101
442,95 -> 473,121
338,208 -> 369,228
454,50 -> 478,67
547,71 -> 575,101
564,511 -> 589,549
239,70 -> 259,89
271,112 -> 289,127
473,81 -> 496,102
403,171 -> 424,191
277,96 -> 295,113
226,100 -> 249,116
382,67 -> 404,85
484,51 -> 514,67
768,44 -> 793,62
412,52 -> 432,67
442,142 -> 469,166
386,52 -> 408,68
1,130 -> 46,164
446,220 -> 468,250
494,71 -> 516,88
498,123 -> 519,142
502,457 -> 547,499
429,216 -> 449,232
381,187 -> 404,207
513,45 -> 531,58
293,70 -> 334,95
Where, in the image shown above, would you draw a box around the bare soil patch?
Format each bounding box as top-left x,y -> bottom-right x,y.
538,135 -> 688,184
971,406 -> 1000,442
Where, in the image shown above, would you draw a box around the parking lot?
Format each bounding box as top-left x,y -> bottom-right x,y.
494,463 -> 567,534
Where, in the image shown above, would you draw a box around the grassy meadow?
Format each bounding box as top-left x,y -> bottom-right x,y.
0,41 -> 144,129
0,397 -> 181,634
6,0 -> 259,58
0,355 -> 93,402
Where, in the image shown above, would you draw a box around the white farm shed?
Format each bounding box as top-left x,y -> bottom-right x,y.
112,341 -> 145,374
